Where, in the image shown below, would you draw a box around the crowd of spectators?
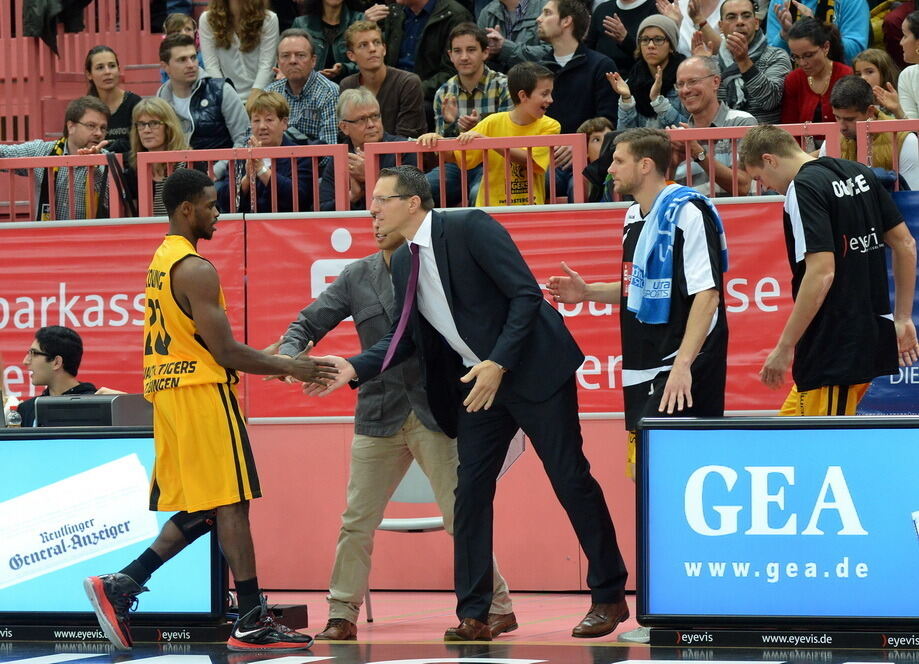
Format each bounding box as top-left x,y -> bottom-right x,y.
1,0 -> 915,217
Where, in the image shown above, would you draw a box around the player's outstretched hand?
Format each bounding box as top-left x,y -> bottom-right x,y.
896,319 -> 919,367
288,351 -> 338,386
547,261 -> 588,303
302,355 -> 356,396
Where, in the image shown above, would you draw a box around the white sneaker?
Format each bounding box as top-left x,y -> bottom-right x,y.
618,625 -> 650,643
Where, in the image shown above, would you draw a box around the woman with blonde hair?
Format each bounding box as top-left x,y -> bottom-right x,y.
199,0 -> 280,101
853,49 -> 904,117
126,98 -> 190,215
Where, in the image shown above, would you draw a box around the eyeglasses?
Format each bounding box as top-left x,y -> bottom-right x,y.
371,194 -> 410,205
134,120 -> 164,130
791,49 -> 823,62
675,74 -> 716,90
75,121 -> 107,133
342,112 -> 382,126
26,348 -> 53,359
639,36 -> 668,46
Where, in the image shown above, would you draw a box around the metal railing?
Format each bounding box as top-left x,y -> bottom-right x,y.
135,144 -> 351,216
362,134 -> 589,209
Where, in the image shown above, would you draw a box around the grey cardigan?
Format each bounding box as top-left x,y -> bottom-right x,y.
279,251 -> 443,437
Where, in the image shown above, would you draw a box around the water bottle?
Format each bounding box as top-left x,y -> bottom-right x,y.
6,407 -> 21,428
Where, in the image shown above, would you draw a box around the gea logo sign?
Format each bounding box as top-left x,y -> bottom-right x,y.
684,466 -> 867,536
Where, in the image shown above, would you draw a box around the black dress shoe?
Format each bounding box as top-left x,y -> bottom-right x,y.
444,618 -> 492,641
571,599 -> 629,638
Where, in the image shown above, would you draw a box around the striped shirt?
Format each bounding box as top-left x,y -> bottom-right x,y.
433,67 -> 512,137
0,139 -> 108,220
266,72 -> 340,146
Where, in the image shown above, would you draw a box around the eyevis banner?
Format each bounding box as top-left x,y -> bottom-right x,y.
639,417 -> 919,627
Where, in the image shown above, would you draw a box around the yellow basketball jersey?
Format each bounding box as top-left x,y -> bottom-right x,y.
143,235 -> 238,399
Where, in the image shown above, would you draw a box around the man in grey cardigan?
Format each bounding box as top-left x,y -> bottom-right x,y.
277,220 -> 515,641
698,0 -> 791,124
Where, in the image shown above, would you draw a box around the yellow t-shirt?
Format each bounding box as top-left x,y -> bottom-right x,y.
143,235 -> 237,399
455,112 -> 561,207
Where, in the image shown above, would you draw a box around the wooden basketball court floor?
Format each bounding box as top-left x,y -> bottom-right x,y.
1,591 -> 912,664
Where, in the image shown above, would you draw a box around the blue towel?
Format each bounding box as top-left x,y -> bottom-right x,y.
627,184 -> 729,324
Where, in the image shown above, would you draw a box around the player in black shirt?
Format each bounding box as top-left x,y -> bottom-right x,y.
739,124 -> 919,415
548,127 -> 729,475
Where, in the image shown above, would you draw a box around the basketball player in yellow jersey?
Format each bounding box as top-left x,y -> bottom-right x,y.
85,169 -> 337,652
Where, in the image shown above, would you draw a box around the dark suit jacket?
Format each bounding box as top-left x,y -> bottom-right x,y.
349,209 -> 584,438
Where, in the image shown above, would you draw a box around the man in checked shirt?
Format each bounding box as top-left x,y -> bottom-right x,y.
427,23 -> 512,206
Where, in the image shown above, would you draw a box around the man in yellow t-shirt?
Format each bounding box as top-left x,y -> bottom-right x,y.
417,61 -> 561,206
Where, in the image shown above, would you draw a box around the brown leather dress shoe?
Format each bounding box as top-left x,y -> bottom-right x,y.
571,599 -> 629,638
314,618 -> 357,640
444,617 -> 492,641
488,611 -> 518,638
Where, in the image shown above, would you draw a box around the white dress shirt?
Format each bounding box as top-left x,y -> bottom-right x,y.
408,211 -> 481,368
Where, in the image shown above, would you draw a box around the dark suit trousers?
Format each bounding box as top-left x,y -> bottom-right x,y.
453,376 -> 628,621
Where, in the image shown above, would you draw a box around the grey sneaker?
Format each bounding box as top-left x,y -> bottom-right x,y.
617,625 -> 650,643
84,573 -> 148,650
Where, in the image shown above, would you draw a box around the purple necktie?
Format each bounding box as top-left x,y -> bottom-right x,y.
381,242 -> 420,372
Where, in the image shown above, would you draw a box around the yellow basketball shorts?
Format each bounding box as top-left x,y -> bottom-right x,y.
779,383 -> 870,417
150,382 -> 261,512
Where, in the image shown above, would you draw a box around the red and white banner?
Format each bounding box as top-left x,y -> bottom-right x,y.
1,202 -> 792,417
0,219 -> 245,400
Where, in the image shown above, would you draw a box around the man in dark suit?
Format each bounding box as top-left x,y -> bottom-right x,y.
314,165 -> 629,641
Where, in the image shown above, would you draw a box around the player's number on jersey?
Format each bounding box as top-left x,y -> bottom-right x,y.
144,297 -> 172,356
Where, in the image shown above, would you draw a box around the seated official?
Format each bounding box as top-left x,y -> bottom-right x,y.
319,88 -> 415,211
18,326 -> 97,428
217,91 -> 315,213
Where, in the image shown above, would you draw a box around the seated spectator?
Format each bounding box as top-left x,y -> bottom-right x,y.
609,15 -> 687,129
824,75 -> 919,190
780,18 -> 852,124
125,97 -> 191,216
534,0 -> 618,194
702,0 -> 791,124
157,33 -> 249,180
199,0 -> 280,101
417,61 -> 561,206
654,0 -> 724,58
265,28 -> 340,146
159,13 -> 207,83
898,11 -> 919,119
478,0 -> 544,73
341,21 -> 427,138
853,48 -> 903,118
767,0 -> 868,65
320,88 -> 416,210
673,55 -> 755,195
292,0 -> 364,82
0,96 -> 110,221
585,0 -> 659,74
428,22 -> 512,205
18,327 -> 97,428
378,0 -> 473,118
217,92 -> 314,212
885,0 -> 915,69
578,116 -> 614,200
85,45 -> 141,154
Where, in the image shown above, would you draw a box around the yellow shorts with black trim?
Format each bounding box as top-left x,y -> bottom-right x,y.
150,382 -> 261,512
779,383 -> 870,417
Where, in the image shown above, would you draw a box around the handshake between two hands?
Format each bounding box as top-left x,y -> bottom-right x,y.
261,338 -> 355,396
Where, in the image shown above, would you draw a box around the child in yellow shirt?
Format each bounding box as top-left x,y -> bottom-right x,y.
417,61 -> 561,206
